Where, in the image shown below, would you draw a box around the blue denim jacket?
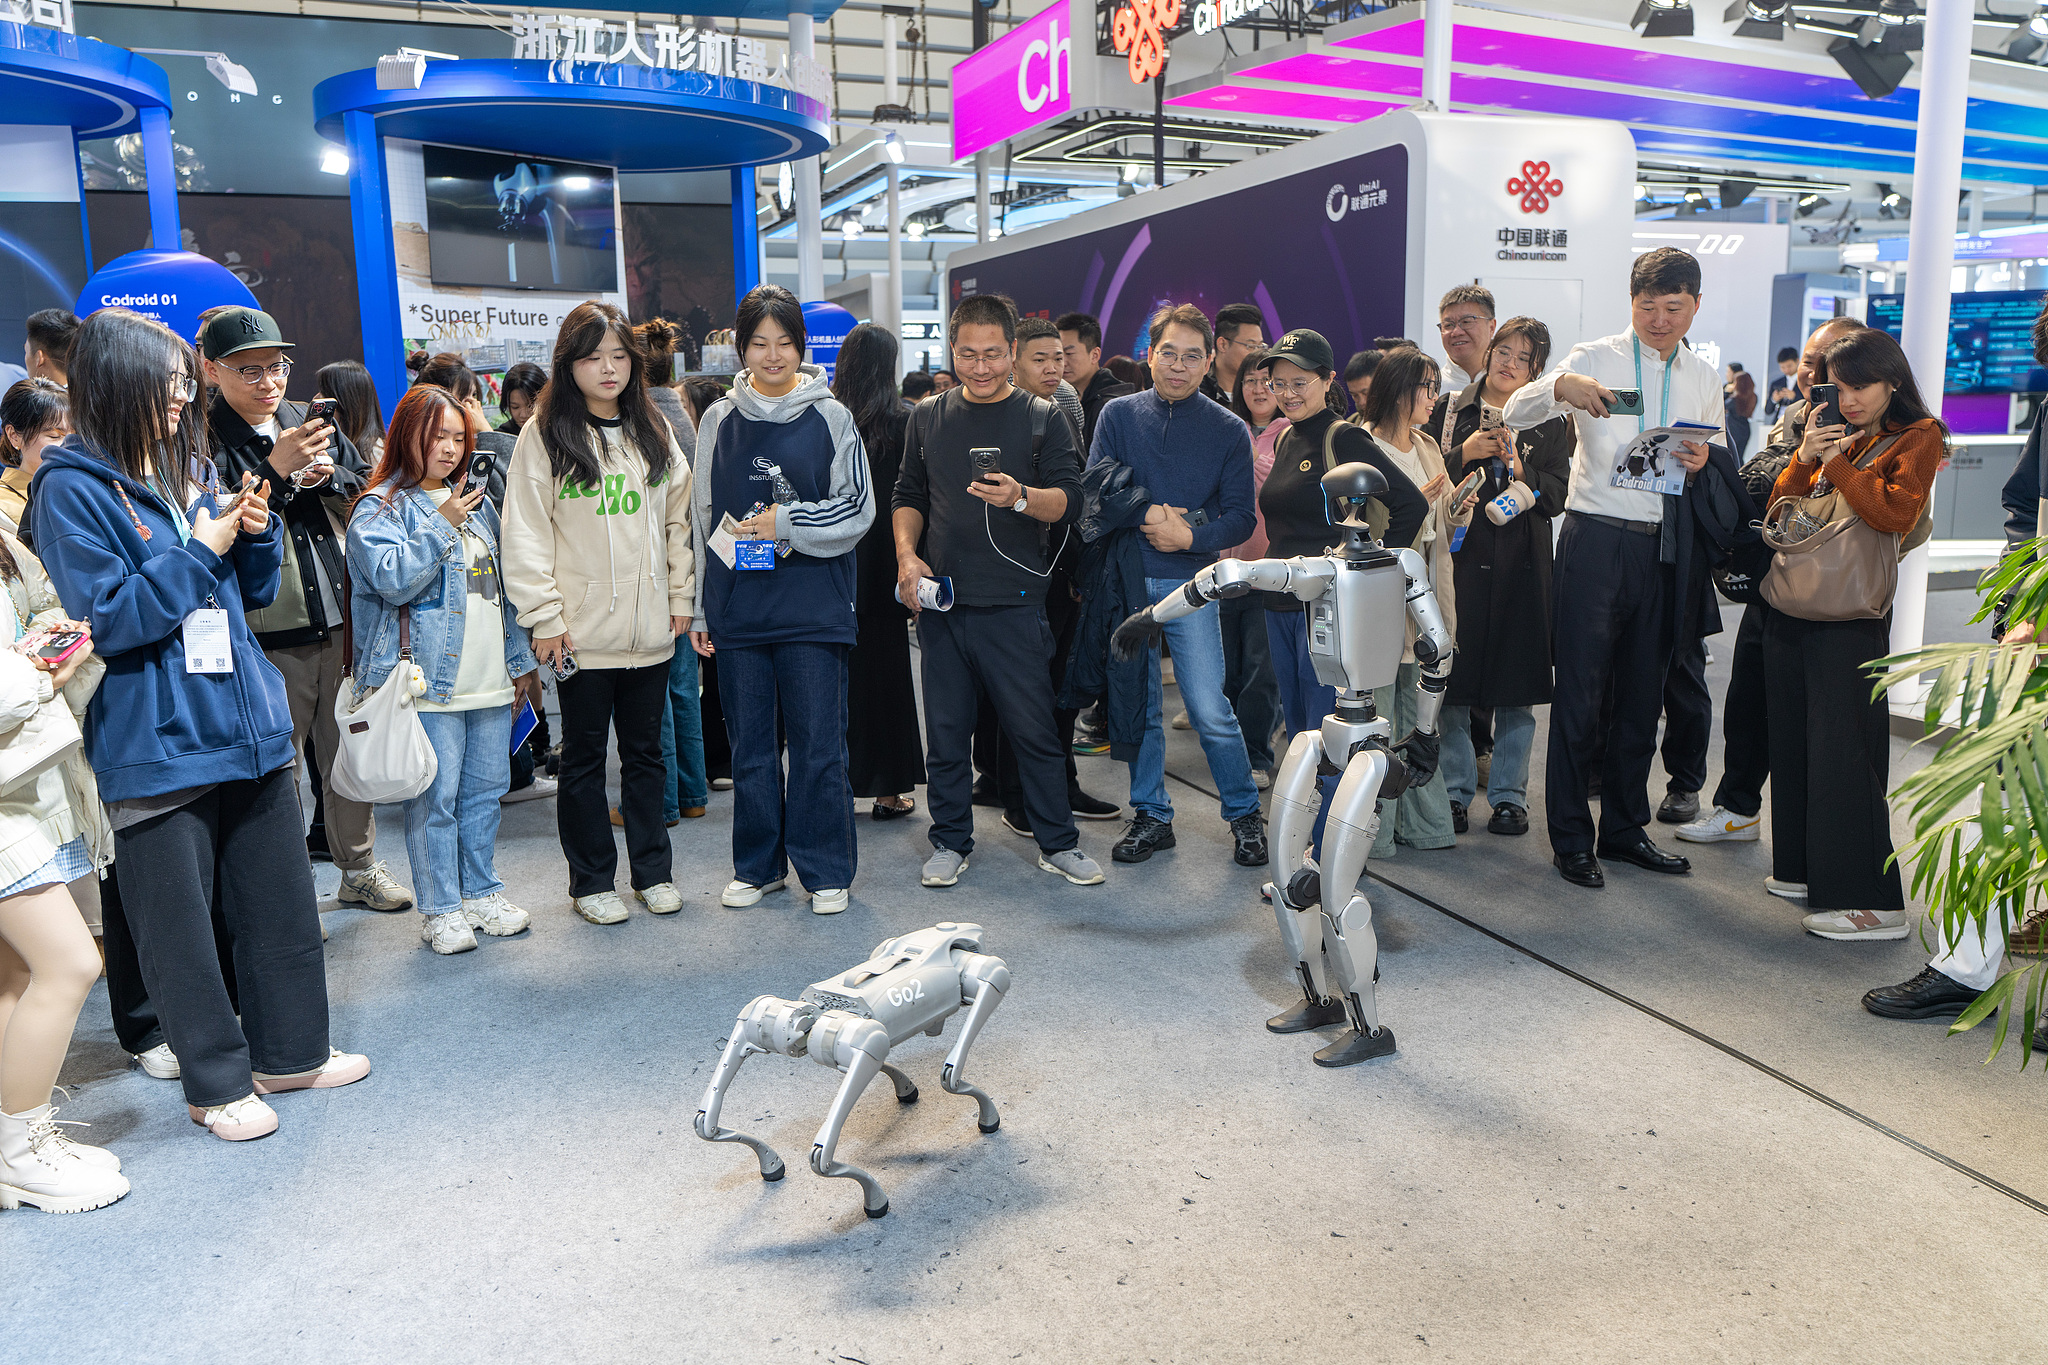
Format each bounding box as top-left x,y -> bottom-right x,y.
346,482 -> 536,703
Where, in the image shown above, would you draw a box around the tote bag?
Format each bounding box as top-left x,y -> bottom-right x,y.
1758,432 -> 1932,622
329,610 -> 436,805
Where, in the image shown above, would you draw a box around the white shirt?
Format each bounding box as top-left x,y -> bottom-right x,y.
1441,358 -> 1477,394
1503,330 -> 1723,522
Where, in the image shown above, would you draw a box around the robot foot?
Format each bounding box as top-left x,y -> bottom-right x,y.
977,1116 -> 1001,1134
866,1201 -> 890,1219
762,1161 -> 786,1182
1266,998 -> 1348,1034
1312,1026 -> 1398,1068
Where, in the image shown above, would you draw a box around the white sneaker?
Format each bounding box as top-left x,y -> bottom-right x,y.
720,878 -> 786,909
1765,877 -> 1810,901
336,861 -> 414,912
500,775 -> 559,804
710,777 -> 735,791
421,910 -> 479,954
1676,805 -> 1761,843
1802,908 -> 1910,941
1171,710 -> 1192,730
810,887 -> 849,915
636,883 -> 684,915
187,1094 -> 278,1142
252,1048 -> 371,1094
22,1103 -> 120,1172
573,891 -> 630,925
133,1042 -> 181,1079
920,849 -> 968,888
1038,849 -> 1105,885
462,892 -> 531,936
1253,770 -> 1272,791
0,1107 -> 130,1212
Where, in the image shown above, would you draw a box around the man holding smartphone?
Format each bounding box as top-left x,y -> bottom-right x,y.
893,293 -> 1102,890
1504,248 -> 1727,889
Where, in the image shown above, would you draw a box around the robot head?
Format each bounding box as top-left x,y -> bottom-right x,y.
493,163 -> 544,222
1321,461 -> 1389,551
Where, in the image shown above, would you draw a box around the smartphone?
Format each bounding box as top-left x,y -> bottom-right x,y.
29,629 -> 87,669
305,397 -> 339,424
1452,468 -> 1487,505
550,650 -> 579,682
1809,383 -> 1844,430
215,477 -> 258,520
1608,388 -> 1644,417
970,447 -> 1002,481
466,451 -> 496,494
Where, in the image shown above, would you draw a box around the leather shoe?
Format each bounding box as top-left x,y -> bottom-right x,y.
1862,965 -> 1981,1020
1596,836 -> 1690,875
1656,790 -> 1700,824
1487,803 -> 1529,836
1450,801 -> 1469,835
1554,851 -> 1603,888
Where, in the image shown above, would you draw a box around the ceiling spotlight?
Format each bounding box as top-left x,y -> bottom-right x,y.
1632,0 -> 1695,39
1795,192 -> 1830,217
1121,162 -> 1141,183
1878,183 -> 1909,218
881,130 -> 906,165
1634,182 -> 1651,199
373,46 -> 458,90
130,48 -> 259,96
1682,185 -> 1709,207
905,220 -> 926,238
841,218 -> 864,240
1724,0 -> 1787,40
1828,35 -> 1913,99
1719,179 -> 1756,210
319,146 -> 349,176
2004,2 -> 2048,61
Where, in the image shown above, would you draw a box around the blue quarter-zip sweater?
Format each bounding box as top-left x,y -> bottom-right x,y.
1086,388 -> 1256,580
34,437 -> 294,803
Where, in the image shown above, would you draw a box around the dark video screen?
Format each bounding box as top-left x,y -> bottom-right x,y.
1867,289 -> 2048,394
423,144 -> 619,293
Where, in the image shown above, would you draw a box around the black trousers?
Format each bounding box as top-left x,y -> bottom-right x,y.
1762,609 -> 1904,911
1662,633 -> 1712,795
920,605 -> 1078,855
100,862 -> 238,1057
1546,514 -> 1673,855
557,662 -> 672,896
978,583 -> 1083,813
1711,603 -> 1771,818
700,651 -> 732,782
114,766 -> 330,1108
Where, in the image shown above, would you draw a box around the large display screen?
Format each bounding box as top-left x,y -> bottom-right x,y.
423,144 -> 619,293
0,203 -> 90,353
955,144 -> 1408,366
1866,289 -> 2048,394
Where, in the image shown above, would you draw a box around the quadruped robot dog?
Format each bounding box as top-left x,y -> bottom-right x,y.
1112,462 -> 1452,1067
695,924 -> 1009,1218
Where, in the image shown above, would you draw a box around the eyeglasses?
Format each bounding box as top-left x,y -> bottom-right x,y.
1241,375 -> 1271,391
168,375 -> 198,402
1153,347 -> 1207,371
1438,315 -> 1489,334
1266,377 -> 1317,396
227,359 -> 292,384
1416,382 -> 1442,398
1491,350 -> 1535,371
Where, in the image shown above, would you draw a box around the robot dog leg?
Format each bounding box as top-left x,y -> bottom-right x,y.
1311,744 -> 1398,1067
941,952 -> 1010,1133
1266,728 -> 1347,1034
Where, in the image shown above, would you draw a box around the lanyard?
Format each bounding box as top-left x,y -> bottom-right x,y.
1631,334 -> 1674,436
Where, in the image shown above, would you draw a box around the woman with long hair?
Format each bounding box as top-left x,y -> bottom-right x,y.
347,386 -> 539,954
833,321 -> 925,818
37,308 -> 368,1144
502,302 -> 695,925
315,360 -> 385,462
690,285 -> 873,915
0,378 -> 68,543
1768,328 -> 1944,942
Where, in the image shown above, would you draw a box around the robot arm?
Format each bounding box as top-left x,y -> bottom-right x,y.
1391,547 -> 1451,789
1111,557 -> 1334,660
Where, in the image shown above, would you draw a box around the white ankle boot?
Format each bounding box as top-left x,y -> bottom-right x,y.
21,1102 -> 120,1172
0,1107 -> 130,1213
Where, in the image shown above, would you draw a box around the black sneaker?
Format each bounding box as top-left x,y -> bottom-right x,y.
1862,965 -> 1981,1020
1069,788 -> 1121,821
1112,814 -> 1175,863
1230,813 -> 1269,867
1002,810 -> 1032,838
1657,789 -> 1701,824
1450,801 -> 1468,835
1486,803 -> 1529,836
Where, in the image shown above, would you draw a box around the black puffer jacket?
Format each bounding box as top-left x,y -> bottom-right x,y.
1058,459 -> 1152,761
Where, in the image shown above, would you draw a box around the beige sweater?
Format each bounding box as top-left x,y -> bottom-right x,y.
1367,424 -> 1468,663
502,420 -> 697,670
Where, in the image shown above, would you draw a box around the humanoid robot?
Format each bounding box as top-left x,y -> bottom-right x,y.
1111,463 -> 1452,1067
695,923 -> 1009,1218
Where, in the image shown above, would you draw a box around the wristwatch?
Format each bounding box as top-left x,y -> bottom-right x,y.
1013,490 -> 1029,513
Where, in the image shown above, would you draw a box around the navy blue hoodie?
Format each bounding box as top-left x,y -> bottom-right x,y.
34,437 -> 294,803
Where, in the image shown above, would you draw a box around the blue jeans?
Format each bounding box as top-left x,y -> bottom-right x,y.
660,647 -> 709,821
716,640 -> 856,892
1130,576 -> 1261,824
405,705 -> 512,918
1441,704 -> 1537,811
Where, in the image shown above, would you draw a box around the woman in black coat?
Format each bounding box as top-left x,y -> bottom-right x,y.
835,325 -> 927,816
1428,316 -> 1572,836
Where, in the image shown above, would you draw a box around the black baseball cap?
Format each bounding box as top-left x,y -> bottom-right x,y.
1258,328 -> 1334,374
200,307 -> 293,361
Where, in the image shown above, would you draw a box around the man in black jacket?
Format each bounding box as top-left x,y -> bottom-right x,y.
1057,311 -> 1135,453
201,309 -> 411,911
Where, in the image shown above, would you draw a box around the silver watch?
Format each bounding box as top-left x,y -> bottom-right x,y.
1013,491 -> 1029,513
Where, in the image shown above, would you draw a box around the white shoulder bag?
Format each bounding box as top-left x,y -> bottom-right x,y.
329,607 -> 437,805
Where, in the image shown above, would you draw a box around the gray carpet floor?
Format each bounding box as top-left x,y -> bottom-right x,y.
11,596 -> 2046,1364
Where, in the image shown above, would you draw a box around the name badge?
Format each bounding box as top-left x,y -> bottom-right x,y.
735,540 -> 777,571
183,608 -> 234,674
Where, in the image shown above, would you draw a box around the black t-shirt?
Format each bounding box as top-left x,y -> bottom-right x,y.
892,386 -> 1084,608
1258,409 -> 1427,613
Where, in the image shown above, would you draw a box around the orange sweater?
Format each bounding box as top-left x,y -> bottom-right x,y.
1769,417 -> 1943,534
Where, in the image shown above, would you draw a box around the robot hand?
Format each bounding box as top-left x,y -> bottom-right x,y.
1393,728 -> 1440,788
1110,608 -> 1165,662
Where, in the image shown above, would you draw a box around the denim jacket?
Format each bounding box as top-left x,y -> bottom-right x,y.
346,482 -> 536,704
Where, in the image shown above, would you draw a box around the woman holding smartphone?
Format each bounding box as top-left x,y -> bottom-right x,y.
503,303 -> 695,926
38,307 -> 369,1144
349,386 -> 541,955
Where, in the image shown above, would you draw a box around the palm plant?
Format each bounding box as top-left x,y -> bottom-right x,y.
1875,538 -> 2048,1069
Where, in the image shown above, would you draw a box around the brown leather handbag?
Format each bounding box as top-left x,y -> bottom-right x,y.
1758,432 -> 1933,622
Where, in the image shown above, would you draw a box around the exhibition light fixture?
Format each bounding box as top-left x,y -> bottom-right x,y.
776,161 -> 793,212
841,218 -> 863,239
905,220 -> 926,238
1681,185 -> 1710,208
130,49 -> 258,97
882,130 -> 906,165
2005,2 -> 2048,60
1878,182 -> 1909,218
1634,182 -> 1650,199
1631,0 -> 1695,39
374,47 -> 457,91
1796,192 -> 1831,216
319,145 -> 350,176
1718,178 -> 1756,210
1724,0 -> 1788,39
1827,33 -> 1912,98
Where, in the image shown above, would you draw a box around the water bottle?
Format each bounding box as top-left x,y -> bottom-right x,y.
765,464 -> 799,557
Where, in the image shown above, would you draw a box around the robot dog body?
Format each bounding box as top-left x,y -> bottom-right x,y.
1113,463 -> 1452,1067
695,923 -> 1009,1218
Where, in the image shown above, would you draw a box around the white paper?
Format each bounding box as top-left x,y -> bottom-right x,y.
1611,422 -> 1720,497
708,513 -> 742,571
183,609 -> 233,674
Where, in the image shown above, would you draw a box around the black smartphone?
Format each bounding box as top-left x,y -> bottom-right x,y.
1608,388 -> 1644,417
1809,383 -> 1844,430
466,451 -> 496,493
970,447 -> 1002,481
305,397 -> 338,424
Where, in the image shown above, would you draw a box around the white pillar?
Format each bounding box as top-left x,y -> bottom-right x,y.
975,151 -> 991,244
883,12 -> 904,375
1892,0 -> 1973,664
1422,0 -> 1451,111
789,8 -> 826,303
1968,187 -> 1984,236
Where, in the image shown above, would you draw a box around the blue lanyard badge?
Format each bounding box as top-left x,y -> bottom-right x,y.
1630,334 -> 1674,435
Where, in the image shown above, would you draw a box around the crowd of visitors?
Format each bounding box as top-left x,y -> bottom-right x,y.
0,244 -> 2036,1217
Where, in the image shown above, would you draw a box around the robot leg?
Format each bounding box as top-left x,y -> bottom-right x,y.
940,952 -> 1010,1134
878,1063 -> 921,1104
1310,751 -> 1398,1068
807,1013 -> 895,1218
695,995 -> 807,1182
1266,729 -> 1345,1035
